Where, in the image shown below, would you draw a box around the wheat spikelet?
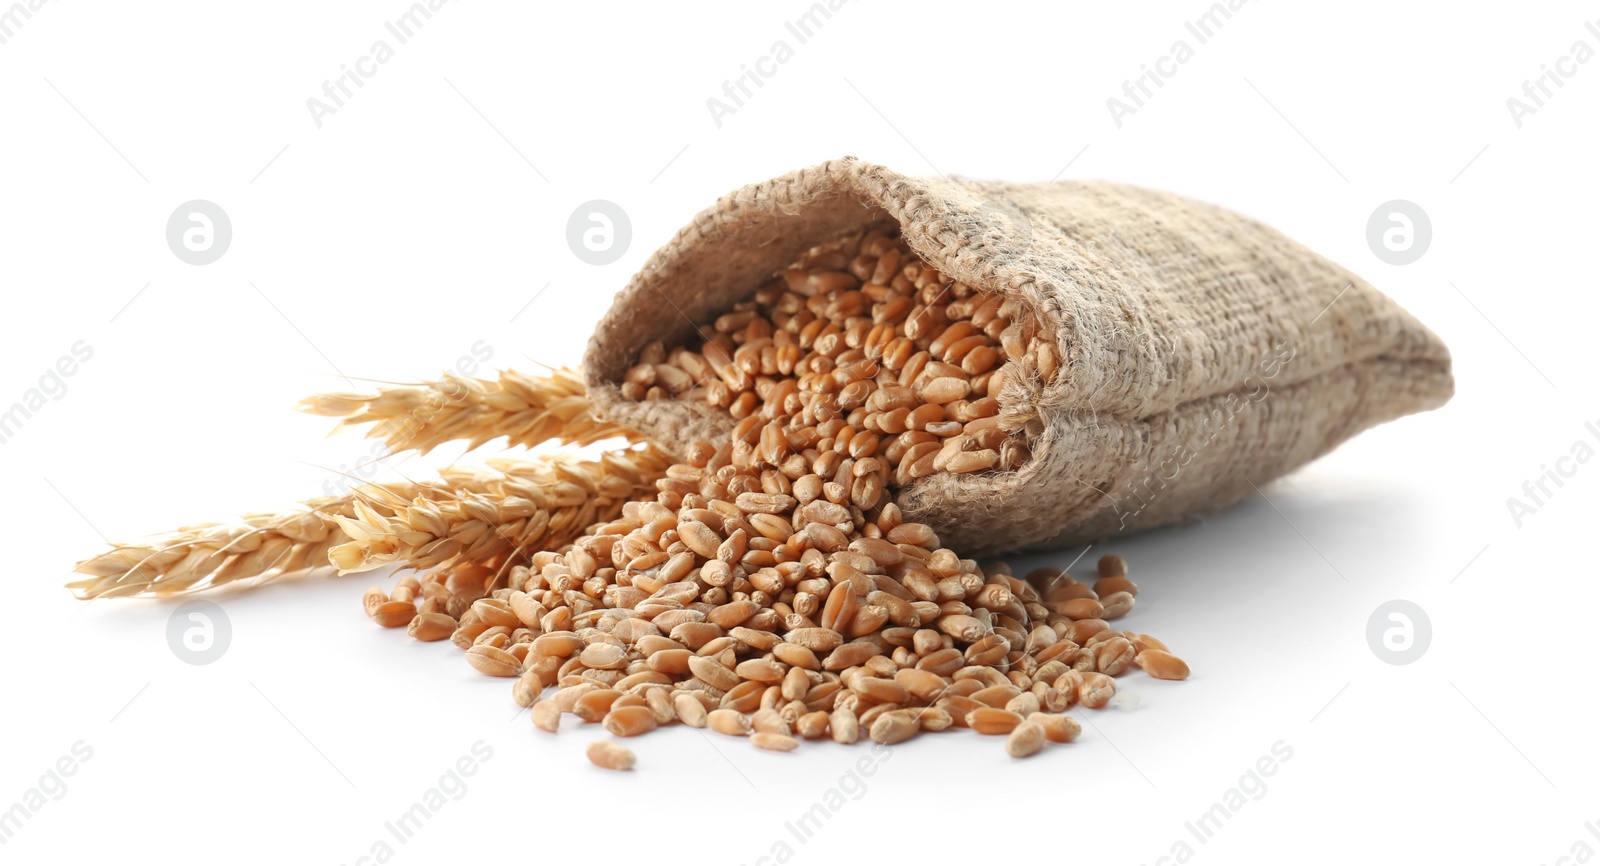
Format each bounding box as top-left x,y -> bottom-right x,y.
70,446 -> 671,599
67,480 -> 468,599
299,367 -> 643,456
327,445 -> 671,577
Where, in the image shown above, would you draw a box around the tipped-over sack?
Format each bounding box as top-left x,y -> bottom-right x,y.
583,157 -> 1452,556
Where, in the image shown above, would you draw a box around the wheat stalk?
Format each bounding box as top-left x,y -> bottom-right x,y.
298,367 -> 643,456
327,445 -> 671,576
67,479 -> 471,599
69,446 -> 670,599
77,367 -> 646,599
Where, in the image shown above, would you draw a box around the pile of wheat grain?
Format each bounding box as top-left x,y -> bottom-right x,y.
73,227 -> 1188,768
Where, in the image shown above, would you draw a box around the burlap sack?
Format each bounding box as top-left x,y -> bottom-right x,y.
582,157 -> 1453,557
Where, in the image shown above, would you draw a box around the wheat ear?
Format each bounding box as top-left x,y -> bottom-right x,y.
67,478 -> 480,599
298,367 -> 643,456
326,445 -> 671,576
69,446 -> 670,599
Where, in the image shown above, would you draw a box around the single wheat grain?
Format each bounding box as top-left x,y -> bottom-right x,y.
1005,721 -> 1046,758
586,740 -> 635,771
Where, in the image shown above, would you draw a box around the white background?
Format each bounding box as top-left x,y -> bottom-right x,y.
3,2 -> 1597,863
